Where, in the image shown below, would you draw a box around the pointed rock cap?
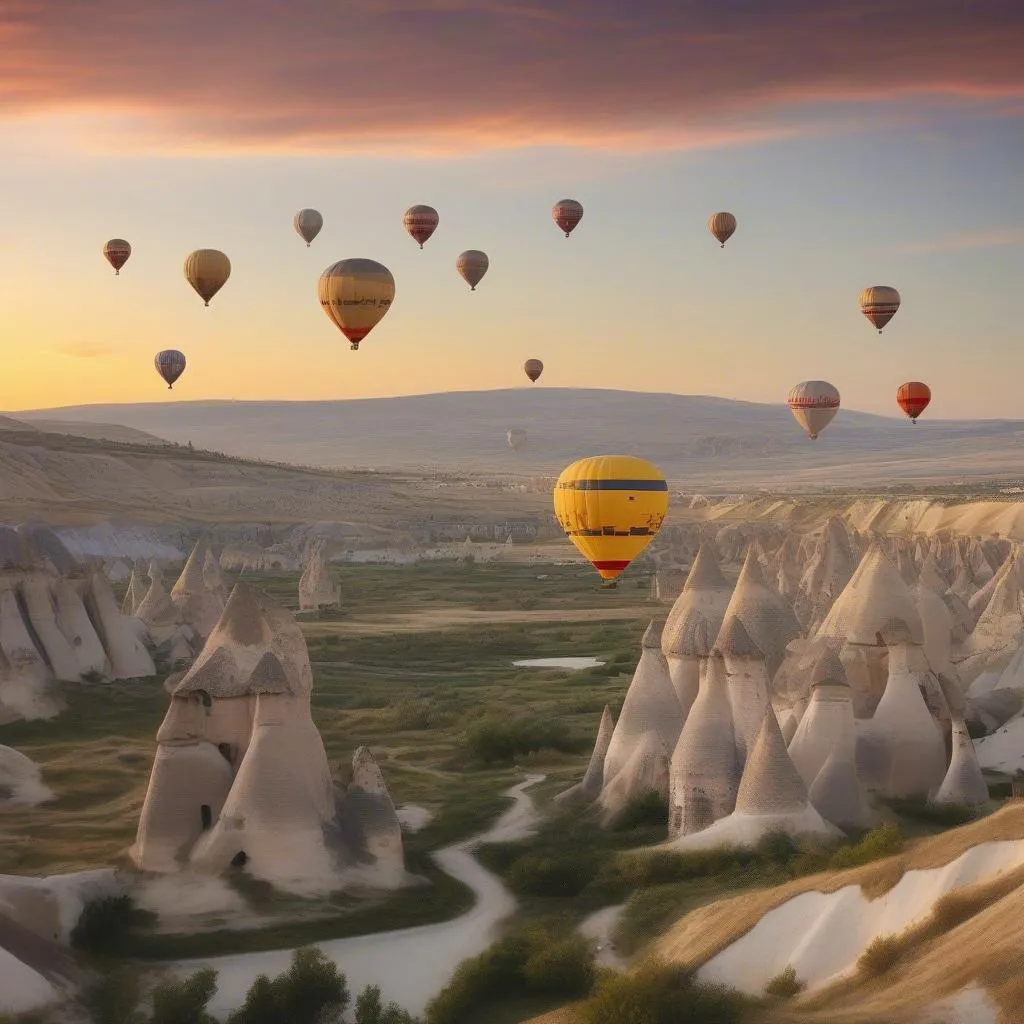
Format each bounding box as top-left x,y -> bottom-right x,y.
171,536 -> 210,598
683,540 -> 728,591
642,618 -> 666,649
809,647 -> 848,688
350,745 -> 392,798
735,705 -> 809,814
736,542 -> 767,588
917,554 -> 948,595
715,614 -> 764,660
211,582 -> 274,648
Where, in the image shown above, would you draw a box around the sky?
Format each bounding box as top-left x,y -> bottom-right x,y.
0,0 -> 1022,417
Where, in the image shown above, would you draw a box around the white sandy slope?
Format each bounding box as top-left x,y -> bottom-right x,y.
697,839 -> 1024,996
171,774 -> 544,1020
975,711 -> 1024,773
0,746 -> 54,805
0,946 -> 59,1014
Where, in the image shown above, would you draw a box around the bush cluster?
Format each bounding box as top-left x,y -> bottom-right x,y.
465,714 -> 585,764
424,926 -> 594,1024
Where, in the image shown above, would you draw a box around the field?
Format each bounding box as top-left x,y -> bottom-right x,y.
0,561 -> 661,958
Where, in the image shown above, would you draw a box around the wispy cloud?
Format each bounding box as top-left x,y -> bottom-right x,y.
894,227 -> 1024,254
0,1 -> 1021,156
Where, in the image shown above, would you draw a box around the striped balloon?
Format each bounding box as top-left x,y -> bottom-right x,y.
103,238 -> 131,275
552,199 -> 583,238
787,380 -> 840,440
155,350 -> 187,389
708,212 -> 737,247
553,455 -> 668,583
859,286 -> 901,333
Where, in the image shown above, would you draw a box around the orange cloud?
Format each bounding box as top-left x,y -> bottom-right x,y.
0,0 -> 1021,155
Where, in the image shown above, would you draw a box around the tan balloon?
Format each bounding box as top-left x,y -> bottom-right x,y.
184,249 -> 231,307
708,212 -> 737,247
859,285 -> 901,333
457,250 -> 489,291
403,205 -> 439,248
508,428 -> 527,451
787,380 -> 840,440
294,209 -> 324,246
318,258 -> 395,351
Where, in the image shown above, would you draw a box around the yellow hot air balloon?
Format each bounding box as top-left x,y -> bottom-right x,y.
318,258 -> 395,350
553,455 -> 668,585
184,249 -> 231,307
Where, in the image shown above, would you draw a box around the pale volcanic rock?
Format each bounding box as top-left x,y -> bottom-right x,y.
298,536 -> 341,612
602,620 -> 682,788
718,544 -> 800,680
84,572 -> 155,679
856,642 -> 948,799
555,704 -> 615,805
668,652 -> 740,839
170,537 -> 227,640
718,616 -> 771,772
667,706 -> 840,851
121,564 -> 146,616
787,650 -> 856,788
661,541 -> 732,708
934,717 -> 988,809
598,730 -> 670,826
132,583 -> 403,893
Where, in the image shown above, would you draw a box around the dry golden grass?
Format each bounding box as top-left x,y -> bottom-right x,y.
652,802 -> 1024,973
521,804 -> 1024,1024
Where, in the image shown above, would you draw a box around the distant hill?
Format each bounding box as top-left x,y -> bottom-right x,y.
15,389 -> 1024,488
24,419 -> 168,446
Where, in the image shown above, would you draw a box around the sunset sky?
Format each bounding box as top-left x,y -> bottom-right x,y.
1,0 -> 1022,417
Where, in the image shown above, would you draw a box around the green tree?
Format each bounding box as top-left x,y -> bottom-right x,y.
354,985 -> 420,1024
229,948 -> 349,1024
79,967 -> 146,1024
150,968 -> 218,1024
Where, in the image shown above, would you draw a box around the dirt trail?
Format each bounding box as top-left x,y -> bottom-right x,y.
303,605 -> 656,635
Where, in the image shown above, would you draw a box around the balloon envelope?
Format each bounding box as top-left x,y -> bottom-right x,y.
294,209 -> 323,246
524,359 -> 544,383
553,455 -> 668,581
507,428 -> 527,451
457,250 -> 489,290
184,249 -> 231,306
897,381 -> 931,421
403,205 -> 439,248
155,350 -> 187,389
860,285 -> 901,332
103,239 -> 131,275
708,212 -> 737,247
318,258 -> 395,350
787,381 -> 840,439
552,199 -> 583,238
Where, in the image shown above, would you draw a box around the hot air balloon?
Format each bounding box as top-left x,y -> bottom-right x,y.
552,199 -> 583,238
294,209 -> 323,247
508,428 -> 527,452
184,249 -> 231,307
403,205 -> 439,249
860,286 -> 901,333
553,455 -> 668,585
787,381 -> 840,440
154,350 -> 186,389
897,381 -> 931,423
524,359 -> 544,383
318,258 -> 395,350
708,212 -> 737,248
103,239 -> 131,275
457,250 -> 489,291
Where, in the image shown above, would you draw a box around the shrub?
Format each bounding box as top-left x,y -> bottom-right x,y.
507,854 -> 598,898
578,962 -> 746,1024
829,823 -> 903,870
857,935 -> 904,977
425,927 -> 594,1024
150,969 -> 218,1024
78,968 -> 145,1024
887,797 -> 974,827
71,895 -> 156,956
610,791 -> 670,831
353,985 -> 421,1024
465,714 -> 583,764
227,948 -> 349,1024
764,966 -> 805,999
